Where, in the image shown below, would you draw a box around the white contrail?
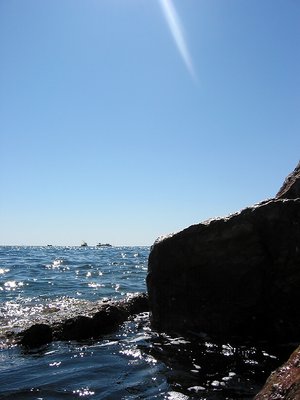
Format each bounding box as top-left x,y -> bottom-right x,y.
158,0 -> 196,80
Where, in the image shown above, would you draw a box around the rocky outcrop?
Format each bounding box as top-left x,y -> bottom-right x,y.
276,161 -> 300,199
147,162 -> 300,342
255,346 -> 300,399
17,293 -> 148,348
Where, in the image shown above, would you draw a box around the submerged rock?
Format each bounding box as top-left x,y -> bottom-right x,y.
147,162 -> 300,342
255,345 -> 300,399
15,293 -> 148,348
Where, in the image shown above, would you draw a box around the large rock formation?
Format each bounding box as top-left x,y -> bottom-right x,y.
147,162 -> 300,342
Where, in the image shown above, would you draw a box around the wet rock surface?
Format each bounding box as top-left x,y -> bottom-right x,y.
11,293 -> 148,348
255,345 -> 300,399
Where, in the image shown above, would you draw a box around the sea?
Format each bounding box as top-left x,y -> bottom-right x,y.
0,246 -> 292,399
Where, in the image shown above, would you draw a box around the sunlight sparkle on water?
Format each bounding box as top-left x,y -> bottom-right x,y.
0,268 -> 9,274
3,281 -> 24,290
73,387 -> 95,397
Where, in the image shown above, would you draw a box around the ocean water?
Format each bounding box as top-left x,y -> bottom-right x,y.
0,246 -> 289,399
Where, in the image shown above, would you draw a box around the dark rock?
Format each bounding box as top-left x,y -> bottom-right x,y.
255,345 -> 300,399
92,305 -> 128,335
60,315 -> 95,341
147,167 -> 300,341
125,292 -> 149,315
20,324 -> 53,347
276,161 -> 300,199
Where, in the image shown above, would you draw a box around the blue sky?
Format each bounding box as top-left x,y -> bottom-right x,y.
0,0 -> 299,246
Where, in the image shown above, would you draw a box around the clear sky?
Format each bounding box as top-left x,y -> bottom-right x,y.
0,0 -> 299,246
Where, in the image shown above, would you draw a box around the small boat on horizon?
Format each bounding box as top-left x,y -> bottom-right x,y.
96,243 -> 112,247
80,241 -> 88,247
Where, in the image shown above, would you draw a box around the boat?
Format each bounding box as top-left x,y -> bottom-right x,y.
80,241 -> 88,247
96,243 -> 112,247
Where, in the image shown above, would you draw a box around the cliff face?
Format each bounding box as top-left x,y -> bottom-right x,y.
147,162 -> 300,342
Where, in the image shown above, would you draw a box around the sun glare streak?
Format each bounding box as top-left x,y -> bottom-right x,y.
159,0 -> 197,80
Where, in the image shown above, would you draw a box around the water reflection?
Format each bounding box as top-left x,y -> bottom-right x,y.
139,328 -> 291,399
0,309 -> 293,399
0,247 -> 293,399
